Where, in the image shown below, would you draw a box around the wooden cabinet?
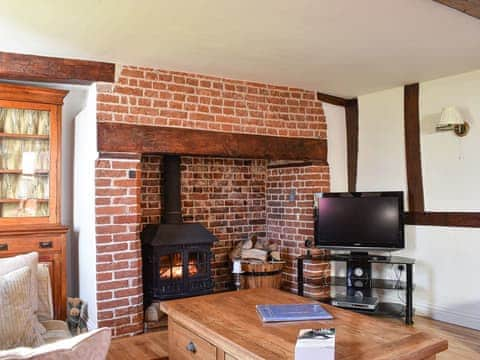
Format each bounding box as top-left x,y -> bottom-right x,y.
168,319 -> 238,360
169,320 -> 217,360
0,83 -> 68,319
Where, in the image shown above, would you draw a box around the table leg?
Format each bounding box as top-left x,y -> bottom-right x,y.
406,263 -> 413,325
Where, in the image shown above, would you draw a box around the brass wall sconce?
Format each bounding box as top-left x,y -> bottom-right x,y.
436,106 -> 469,137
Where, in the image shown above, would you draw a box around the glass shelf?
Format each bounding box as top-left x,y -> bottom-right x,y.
0,108 -> 51,218
0,132 -> 49,140
0,170 -> 49,175
0,199 -> 49,203
330,276 -> 410,290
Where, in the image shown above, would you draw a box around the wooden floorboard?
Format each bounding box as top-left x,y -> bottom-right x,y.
107,316 -> 479,359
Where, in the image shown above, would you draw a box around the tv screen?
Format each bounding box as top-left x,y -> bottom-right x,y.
314,192 -> 404,251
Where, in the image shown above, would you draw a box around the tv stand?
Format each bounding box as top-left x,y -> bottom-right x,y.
349,251 -> 390,261
297,252 -> 415,324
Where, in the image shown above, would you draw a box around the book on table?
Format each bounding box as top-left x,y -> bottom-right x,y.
256,303 -> 333,323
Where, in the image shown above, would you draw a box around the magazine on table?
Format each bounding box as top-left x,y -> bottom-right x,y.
256,303 -> 333,323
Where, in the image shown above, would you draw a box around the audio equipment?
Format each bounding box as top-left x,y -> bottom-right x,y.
346,258 -> 372,297
331,295 -> 379,311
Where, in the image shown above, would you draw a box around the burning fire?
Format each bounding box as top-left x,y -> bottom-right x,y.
160,259 -> 198,279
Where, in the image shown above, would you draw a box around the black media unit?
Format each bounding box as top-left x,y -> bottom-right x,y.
297,253 -> 415,324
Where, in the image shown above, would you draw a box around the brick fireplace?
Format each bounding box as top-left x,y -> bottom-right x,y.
94,65 -> 331,337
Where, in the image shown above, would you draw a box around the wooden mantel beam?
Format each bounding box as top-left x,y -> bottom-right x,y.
0,51 -> 115,84
97,123 -> 328,162
433,0 -> 480,20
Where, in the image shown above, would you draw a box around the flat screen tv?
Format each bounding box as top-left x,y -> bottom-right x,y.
314,191 -> 404,251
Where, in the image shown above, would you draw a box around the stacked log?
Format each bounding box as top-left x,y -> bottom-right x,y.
229,234 -> 281,262
229,234 -> 285,289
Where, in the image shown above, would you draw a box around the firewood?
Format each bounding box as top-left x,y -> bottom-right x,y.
267,242 -> 279,252
241,248 -> 268,262
229,241 -> 243,260
254,237 -> 268,250
242,238 -> 253,250
270,251 -> 281,261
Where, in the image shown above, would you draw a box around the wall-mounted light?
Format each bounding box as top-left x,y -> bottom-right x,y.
436,106 -> 469,137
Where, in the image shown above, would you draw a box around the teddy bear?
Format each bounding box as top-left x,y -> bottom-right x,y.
67,297 -> 88,335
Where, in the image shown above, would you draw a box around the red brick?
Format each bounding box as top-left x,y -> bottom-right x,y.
97,280 -> 129,291
97,298 -> 129,310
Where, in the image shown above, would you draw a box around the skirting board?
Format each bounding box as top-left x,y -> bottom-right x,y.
414,301 -> 480,331
329,278 -> 480,331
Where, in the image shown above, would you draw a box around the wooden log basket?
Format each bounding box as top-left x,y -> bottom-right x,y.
240,261 -> 285,289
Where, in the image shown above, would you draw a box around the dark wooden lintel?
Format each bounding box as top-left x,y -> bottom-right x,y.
98,152 -> 142,160
0,51 -> 115,84
406,212 -> 480,228
267,160 -> 328,169
97,123 -> 327,162
317,92 -> 349,107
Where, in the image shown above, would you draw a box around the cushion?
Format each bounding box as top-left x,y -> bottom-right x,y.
36,264 -> 53,322
0,267 -> 45,350
39,321 -> 71,345
0,253 -> 45,335
0,328 -> 111,360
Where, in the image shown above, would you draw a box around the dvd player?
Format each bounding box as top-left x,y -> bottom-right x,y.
331,295 -> 379,311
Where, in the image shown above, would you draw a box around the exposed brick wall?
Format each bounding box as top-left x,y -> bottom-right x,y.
95,64 -> 330,337
140,155 -> 162,226
97,65 -> 326,139
266,164 -> 331,300
139,155 -> 266,291
181,157 -> 266,290
95,158 -> 144,337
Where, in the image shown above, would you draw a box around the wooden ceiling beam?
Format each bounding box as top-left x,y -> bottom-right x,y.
433,0 -> 480,20
97,123 -> 327,162
0,51 -> 115,84
316,92 -> 349,107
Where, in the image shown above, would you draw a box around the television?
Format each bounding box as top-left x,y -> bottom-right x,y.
314,191 -> 404,252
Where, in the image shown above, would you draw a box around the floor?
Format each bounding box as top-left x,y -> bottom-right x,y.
107,316 -> 480,359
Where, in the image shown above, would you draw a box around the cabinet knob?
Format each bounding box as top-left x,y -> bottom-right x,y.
0,243 -> 8,251
39,241 -> 53,249
186,341 -> 197,353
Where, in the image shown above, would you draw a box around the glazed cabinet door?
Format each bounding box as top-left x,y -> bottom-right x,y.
0,101 -> 59,224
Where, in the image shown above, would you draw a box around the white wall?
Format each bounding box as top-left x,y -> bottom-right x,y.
420,70 -> 480,212
74,84 -> 98,329
51,84 -> 89,296
357,86 -> 409,207
324,103 -> 347,193
351,70 -> 480,330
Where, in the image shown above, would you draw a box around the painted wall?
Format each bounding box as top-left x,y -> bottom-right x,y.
324,103 -> 347,193
357,86 -> 409,206
53,83 -> 90,297
420,70 -> 480,212
349,70 -> 480,330
74,85 -> 98,328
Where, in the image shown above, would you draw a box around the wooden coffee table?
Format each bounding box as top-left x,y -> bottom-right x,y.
160,288 -> 447,360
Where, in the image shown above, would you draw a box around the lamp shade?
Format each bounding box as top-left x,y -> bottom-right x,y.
439,106 -> 464,126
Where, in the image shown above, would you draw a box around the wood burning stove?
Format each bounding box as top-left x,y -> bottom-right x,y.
141,155 -> 216,305
142,237 -> 214,302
